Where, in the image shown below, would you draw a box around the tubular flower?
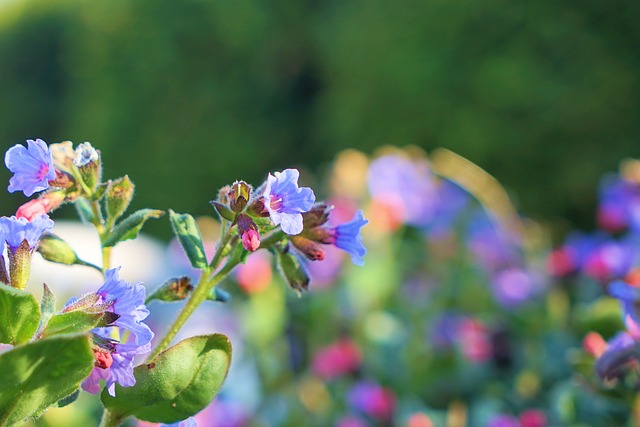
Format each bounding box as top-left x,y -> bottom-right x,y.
263,169 -> 315,235
5,139 -> 56,197
81,267 -> 154,396
0,214 -> 54,252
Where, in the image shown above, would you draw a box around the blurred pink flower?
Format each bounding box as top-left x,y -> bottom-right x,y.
312,338 -> 361,379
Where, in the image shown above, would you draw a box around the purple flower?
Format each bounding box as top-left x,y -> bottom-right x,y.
0,214 -> 54,251
81,267 -> 154,396
163,419 -> 197,427
367,154 -> 437,227
5,139 -> 56,197
595,332 -> 640,380
263,169 -> 315,235
609,280 -> 640,327
347,380 -> 395,421
331,210 -> 368,266
491,268 -> 541,308
82,339 -> 151,396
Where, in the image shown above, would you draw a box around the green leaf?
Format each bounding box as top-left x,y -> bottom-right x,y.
102,334 -> 232,423
0,283 -> 40,345
41,311 -> 108,338
57,389 -> 80,408
168,210 -> 208,269
276,250 -> 310,293
36,283 -> 56,336
102,209 -> 165,247
0,334 -> 94,425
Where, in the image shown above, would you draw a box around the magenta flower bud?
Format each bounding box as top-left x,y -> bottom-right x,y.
5,138 -> 56,197
237,214 -> 260,252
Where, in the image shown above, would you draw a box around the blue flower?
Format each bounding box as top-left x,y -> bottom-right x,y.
0,214 -> 54,251
81,268 -> 154,396
595,332 -> 640,380
163,418 -> 197,427
367,153 -> 437,227
263,169 -> 315,235
94,268 -> 154,346
332,210 -> 368,266
609,280 -> 640,327
5,139 -> 56,197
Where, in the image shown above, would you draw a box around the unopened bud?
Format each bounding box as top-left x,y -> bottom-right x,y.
302,204 -> 333,229
217,185 -> 231,205
48,170 -> 74,189
276,249 -> 310,293
93,349 -> 113,369
147,276 -> 194,303
49,141 -> 75,173
290,236 -> 325,261
106,176 -> 135,223
62,293 -> 102,313
74,142 -> 102,193
37,233 -> 80,265
237,214 -> 260,251
228,181 -> 252,213
7,241 -> 32,290
248,198 -> 270,217
16,191 -> 66,221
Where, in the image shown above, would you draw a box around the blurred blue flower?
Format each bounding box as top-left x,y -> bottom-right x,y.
5,138 -> 56,197
331,209 -> 368,266
163,418 -> 197,427
597,175 -> 640,233
491,268 -> 541,308
367,153 -> 437,227
595,332 -> 640,381
0,214 -> 54,251
263,169 -> 315,235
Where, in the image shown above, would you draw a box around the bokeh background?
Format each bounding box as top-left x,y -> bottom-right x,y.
1,0 -> 639,238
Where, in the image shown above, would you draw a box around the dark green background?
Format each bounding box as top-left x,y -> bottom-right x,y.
1,0 -> 638,238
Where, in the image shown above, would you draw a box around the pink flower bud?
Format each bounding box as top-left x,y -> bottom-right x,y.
242,228 -> 260,252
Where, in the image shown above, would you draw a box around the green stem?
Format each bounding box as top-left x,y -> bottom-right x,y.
209,223 -> 233,270
148,245 -> 243,361
101,246 -> 112,274
98,409 -> 123,427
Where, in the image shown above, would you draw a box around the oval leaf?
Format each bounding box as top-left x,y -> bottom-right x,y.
102,209 -> 165,247
102,334 -> 232,423
0,334 -> 94,425
0,283 -> 40,345
41,311 -> 107,338
168,210 -> 208,269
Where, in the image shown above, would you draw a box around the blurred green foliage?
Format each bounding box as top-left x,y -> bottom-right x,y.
0,0 -> 639,238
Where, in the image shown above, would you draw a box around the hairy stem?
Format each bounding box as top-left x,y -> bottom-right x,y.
98,409 -> 123,427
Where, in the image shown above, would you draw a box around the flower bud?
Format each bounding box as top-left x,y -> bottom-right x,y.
237,214 -> 260,252
16,191 -> 65,221
48,170 -> 74,189
93,349 -> 113,369
228,181 -> 252,213
146,276 -> 194,303
276,248 -> 310,293
49,141 -> 75,173
37,233 -> 80,265
290,236 -> 325,261
74,142 -> 102,193
217,185 -> 231,205
106,175 -> 135,223
302,204 -> 333,229
248,197 -> 270,217
8,241 -> 33,290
